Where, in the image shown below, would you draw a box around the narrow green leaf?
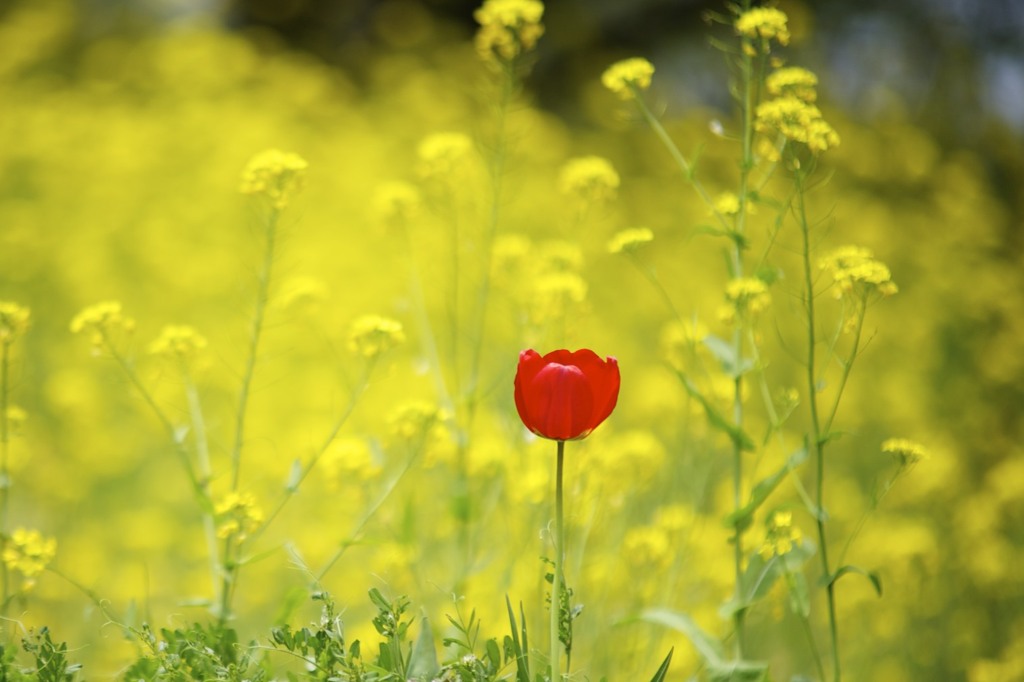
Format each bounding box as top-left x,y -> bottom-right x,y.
787,572 -> 811,618
285,457 -> 302,492
724,447 -> 808,530
707,659 -> 770,682
703,335 -> 754,378
648,648 -> 674,682
830,565 -> 883,597
505,596 -> 530,682
637,608 -> 723,666
674,371 -> 755,451
407,615 -> 439,680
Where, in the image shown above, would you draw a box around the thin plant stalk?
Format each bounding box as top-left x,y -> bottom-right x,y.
1,340 -> 10,615
465,61 -> 515,433
229,205 -> 280,492
101,333 -> 203,496
796,172 -> 841,682
182,364 -> 220,607
219,204 -> 280,622
550,439 -> 566,681
246,362 -> 375,548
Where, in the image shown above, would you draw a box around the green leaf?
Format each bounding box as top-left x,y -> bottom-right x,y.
505,596 -> 531,682
285,457 -> 302,492
648,648 -> 674,682
724,447 -> 808,531
707,659 -> 770,682
407,615 -> 439,680
674,371 -> 755,451
703,335 -> 754,378
787,571 -> 811,618
829,565 -> 883,597
636,608 -> 723,666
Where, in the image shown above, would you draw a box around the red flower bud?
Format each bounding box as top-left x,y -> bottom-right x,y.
514,348 -> 620,441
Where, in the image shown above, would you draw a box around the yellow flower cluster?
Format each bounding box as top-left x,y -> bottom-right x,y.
735,7 -> 791,47
819,245 -> 898,299
3,528 -> 56,583
714,192 -> 741,216
417,132 -> 474,180
69,301 -> 135,349
759,511 -> 802,559
882,438 -> 929,468
601,57 -> 655,100
607,227 -> 654,255
239,149 -> 308,209
215,491 -> 264,541
473,0 -> 544,63
755,96 -> 841,157
371,181 -> 422,227
5,405 -> 27,433
766,66 -> 819,103
558,155 -> 620,204
320,437 -> 382,491
660,318 -> 709,372
274,276 -> 328,314
147,324 -> 207,360
0,302 -> 31,343
347,314 -> 405,359
389,400 -> 446,441
721,277 -> 771,323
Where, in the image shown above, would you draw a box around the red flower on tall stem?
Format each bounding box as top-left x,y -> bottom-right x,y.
513,348 -> 620,441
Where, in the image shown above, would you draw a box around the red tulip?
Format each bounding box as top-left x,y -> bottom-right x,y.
514,348 -> 620,441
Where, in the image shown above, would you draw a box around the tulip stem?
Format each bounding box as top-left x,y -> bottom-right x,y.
550,439 -> 565,682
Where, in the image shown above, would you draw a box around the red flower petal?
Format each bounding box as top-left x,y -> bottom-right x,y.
514,348 -> 620,441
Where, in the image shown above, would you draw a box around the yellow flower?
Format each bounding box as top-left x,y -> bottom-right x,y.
766,66 -> 818,103
274,276 -> 328,313
623,525 -> 672,570
735,7 -> 790,47
755,96 -> 840,155
714,192 -> 741,216
0,302 -> 30,343
721,277 -> 771,324
660,318 -> 709,372
882,438 -> 929,469
215,491 -> 264,541
239,149 -> 308,209
321,437 -> 381,490
3,528 -> 56,580
347,314 -> 405,359
389,400 -> 445,441
371,181 -> 422,226
601,57 -> 655,100
759,511 -> 802,560
559,155 -> 620,204
473,0 -> 544,63
607,227 -> 654,254
148,325 -> 207,360
70,301 -> 135,350
5,405 -> 27,433
416,132 -> 474,179
819,245 -> 898,300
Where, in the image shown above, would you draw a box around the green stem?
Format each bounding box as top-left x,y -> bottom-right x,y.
823,298 -> 868,437
182,364 -> 220,606
229,205 -> 279,492
466,61 -> 514,434
550,439 -> 565,682
630,93 -> 730,234
220,204 -> 280,623
796,174 -> 841,682
104,336 -> 203,496
1,341 -> 10,617
246,363 -> 374,548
